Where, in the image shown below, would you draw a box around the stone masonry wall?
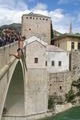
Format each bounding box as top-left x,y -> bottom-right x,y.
25,68 -> 48,116
48,51 -> 80,101
70,51 -> 80,81
48,71 -> 72,101
0,42 -> 18,70
22,15 -> 51,44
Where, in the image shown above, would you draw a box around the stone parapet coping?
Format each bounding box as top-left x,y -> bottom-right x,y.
0,57 -> 16,80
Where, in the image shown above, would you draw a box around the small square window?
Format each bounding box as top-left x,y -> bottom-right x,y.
51,61 -> 54,66
29,28 -> 31,31
34,58 -> 38,63
30,17 -> 32,19
26,17 -> 28,19
58,61 -> 62,66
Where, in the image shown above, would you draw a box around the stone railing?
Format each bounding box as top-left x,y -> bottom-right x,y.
0,42 -> 18,70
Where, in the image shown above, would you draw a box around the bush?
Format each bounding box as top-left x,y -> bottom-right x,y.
48,96 -> 55,109
65,89 -> 75,103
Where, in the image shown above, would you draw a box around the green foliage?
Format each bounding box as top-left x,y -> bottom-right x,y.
48,96 -> 55,109
65,89 -> 75,103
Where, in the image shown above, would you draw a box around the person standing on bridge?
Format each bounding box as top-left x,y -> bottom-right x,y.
9,36 -> 26,59
9,35 -> 27,71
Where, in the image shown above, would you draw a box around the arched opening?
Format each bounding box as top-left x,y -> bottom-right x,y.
3,61 -> 25,116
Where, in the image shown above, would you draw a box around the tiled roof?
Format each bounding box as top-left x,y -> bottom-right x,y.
47,45 -> 65,52
25,36 -> 48,46
53,33 -> 80,41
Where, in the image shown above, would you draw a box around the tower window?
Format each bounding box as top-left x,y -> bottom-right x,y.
71,42 -> 74,49
58,61 -> 62,66
43,18 -> 45,20
26,17 -> 28,19
60,86 -> 62,90
46,19 -> 48,21
40,18 -> 41,20
34,58 -> 38,63
51,61 -> 54,66
30,17 -> 32,19
36,18 -> 38,19
29,28 -> 31,31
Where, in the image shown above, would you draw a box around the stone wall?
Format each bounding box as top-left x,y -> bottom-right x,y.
70,51 -> 80,81
48,71 -> 72,101
0,42 -> 18,70
25,68 -> 48,116
48,51 -> 80,102
22,14 -> 51,44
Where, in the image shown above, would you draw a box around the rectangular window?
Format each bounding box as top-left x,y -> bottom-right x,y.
78,43 -> 80,50
45,61 -> 47,66
51,61 -> 54,66
71,42 -> 74,49
34,58 -> 38,63
58,61 -> 62,66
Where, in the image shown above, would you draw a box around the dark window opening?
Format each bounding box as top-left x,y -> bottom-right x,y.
45,61 -> 47,66
34,58 -> 38,63
58,61 -> 62,66
50,84 -> 52,86
26,17 -> 28,19
60,86 -> 62,90
52,61 -> 54,66
71,42 -> 74,49
30,17 -> 32,19
78,43 -> 80,50
29,28 -> 31,31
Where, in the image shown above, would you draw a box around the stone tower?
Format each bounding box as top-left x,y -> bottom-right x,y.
21,12 -> 51,44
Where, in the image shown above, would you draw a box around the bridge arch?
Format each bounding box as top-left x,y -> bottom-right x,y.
0,58 -> 25,119
3,60 -> 25,116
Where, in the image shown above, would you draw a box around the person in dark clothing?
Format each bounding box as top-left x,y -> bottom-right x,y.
9,36 -> 26,59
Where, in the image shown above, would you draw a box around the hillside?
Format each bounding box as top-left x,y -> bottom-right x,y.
0,23 -> 21,34
0,23 -> 62,37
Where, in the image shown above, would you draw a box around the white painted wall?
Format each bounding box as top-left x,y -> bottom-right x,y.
47,51 -> 69,73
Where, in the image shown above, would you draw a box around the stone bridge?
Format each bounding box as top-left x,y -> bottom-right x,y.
0,42 -> 48,120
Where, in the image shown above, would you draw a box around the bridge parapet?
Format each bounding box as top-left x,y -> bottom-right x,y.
0,42 -> 18,70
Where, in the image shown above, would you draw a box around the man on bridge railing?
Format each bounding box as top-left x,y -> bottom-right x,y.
9,35 -> 27,70
9,36 -> 26,59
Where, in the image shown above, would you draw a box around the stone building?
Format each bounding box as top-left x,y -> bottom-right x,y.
25,36 -> 48,115
46,45 -> 69,73
22,12 -> 51,44
25,36 -> 70,103
53,34 -> 80,51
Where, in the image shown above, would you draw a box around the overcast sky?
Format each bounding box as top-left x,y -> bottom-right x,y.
0,0 -> 80,33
